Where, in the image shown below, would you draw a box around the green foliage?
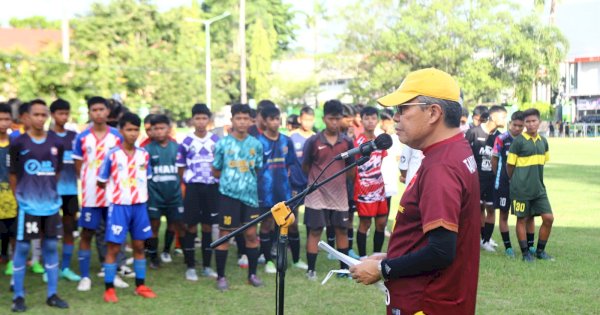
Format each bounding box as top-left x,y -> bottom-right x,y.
9,16 -> 61,29
248,16 -> 278,101
519,101 -> 554,120
0,0 -> 296,121
337,0 -> 568,106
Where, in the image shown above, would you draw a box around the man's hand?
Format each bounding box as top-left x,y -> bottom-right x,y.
350,259 -> 382,285
361,253 -> 386,261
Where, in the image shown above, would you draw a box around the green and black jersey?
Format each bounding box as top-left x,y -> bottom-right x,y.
145,141 -> 183,208
507,133 -> 549,200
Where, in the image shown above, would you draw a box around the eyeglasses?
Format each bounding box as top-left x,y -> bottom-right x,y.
394,102 -> 428,115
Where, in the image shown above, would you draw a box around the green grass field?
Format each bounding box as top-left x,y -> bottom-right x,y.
1,138 -> 598,314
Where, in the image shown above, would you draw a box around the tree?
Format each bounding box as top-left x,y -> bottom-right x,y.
0,0 -> 296,119
248,16 -> 278,101
9,16 -> 61,29
337,0 -> 568,107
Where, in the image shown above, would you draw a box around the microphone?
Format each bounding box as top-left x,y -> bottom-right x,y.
335,133 -> 393,160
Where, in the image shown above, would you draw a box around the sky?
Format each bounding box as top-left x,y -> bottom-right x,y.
0,0 -> 599,58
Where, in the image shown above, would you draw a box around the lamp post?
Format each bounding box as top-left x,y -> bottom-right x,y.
185,11 -> 231,109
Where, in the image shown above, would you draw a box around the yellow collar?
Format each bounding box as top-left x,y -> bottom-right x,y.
523,132 -> 541,142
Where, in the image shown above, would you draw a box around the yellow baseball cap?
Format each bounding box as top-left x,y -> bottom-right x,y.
377,68 -> 460,107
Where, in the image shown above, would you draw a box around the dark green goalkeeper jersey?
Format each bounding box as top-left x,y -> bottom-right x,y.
145,140 -> 183,208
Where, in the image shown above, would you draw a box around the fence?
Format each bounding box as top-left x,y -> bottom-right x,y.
547,124 -> 600,138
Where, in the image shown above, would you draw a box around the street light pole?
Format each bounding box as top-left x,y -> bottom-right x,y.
205,21 -> 212,109
185,11 -> 230,109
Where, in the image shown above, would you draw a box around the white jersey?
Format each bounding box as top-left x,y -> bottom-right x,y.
72,127 -> 123,207
399,146 -> 424,186
98,147 -> 151,205
380,132 -> 402,197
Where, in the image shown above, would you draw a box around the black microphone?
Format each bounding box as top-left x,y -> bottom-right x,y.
335,133 -> 393,160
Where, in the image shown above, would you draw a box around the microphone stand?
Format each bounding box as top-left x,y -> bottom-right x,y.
211,155 -> 370,315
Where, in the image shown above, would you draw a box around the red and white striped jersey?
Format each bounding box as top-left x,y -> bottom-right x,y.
72,127 -> 123,207
98,146 -> 151,205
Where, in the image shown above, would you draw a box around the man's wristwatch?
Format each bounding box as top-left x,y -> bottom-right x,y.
379,259 -> 389,281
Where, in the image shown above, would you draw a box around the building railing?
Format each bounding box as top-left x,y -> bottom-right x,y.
546,123 -> 600,137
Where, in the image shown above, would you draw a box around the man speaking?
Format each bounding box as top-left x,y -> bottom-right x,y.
350,68 -> 480,315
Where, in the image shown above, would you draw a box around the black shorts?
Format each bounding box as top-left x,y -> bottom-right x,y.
218,194 -> 260,230
148,206 -> 184,222
184,183 -> 220,225
479,178 -> 494,205
494,186 -> 511,212
61,195 -> 79,216
304,207 -> 349,230
0,218 -> 16,236
17,212 -> 63,241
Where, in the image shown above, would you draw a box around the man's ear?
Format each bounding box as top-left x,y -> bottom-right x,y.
428,104 -> 444,125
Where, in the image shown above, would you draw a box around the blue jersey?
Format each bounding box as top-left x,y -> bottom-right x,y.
492,132 -> 514,190
9,128 -> 25,142
288,131 -> 312,191
52,130 -> 78,196
9,133 -> 64,216
257,133 -> 298,208
213,134 -> 263,207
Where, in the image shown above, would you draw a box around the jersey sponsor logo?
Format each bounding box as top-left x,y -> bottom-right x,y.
228,160 -> 250,172
479,146 -> 492,156
24,159 -> 56,176
482,159 -> 492,171
463,156 -> 477,174
111,224 -> 123,235
63,150 -> 74,163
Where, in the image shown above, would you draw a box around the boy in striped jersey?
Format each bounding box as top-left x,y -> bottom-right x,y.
72,97 -> 124,291
98,113 -> 156,302
507,108 -> 554,262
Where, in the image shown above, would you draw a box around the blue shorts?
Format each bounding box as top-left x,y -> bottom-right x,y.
105,203 -> 152,244
79,207 -> 108,230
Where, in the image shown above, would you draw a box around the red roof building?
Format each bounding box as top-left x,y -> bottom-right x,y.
0,28 -> 62,54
